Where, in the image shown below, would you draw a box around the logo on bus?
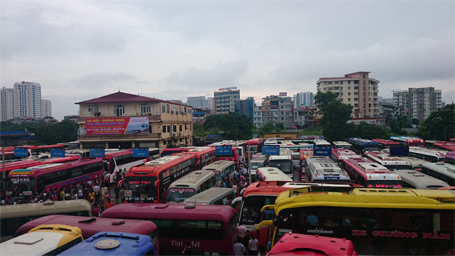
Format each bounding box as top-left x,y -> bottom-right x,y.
170,240 -> 201,248
307,228 -> 334,234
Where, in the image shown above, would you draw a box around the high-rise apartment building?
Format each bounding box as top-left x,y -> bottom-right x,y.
206,97 -> 214,114
253,106 -> 263,129
187,96 -> 208,109
14,81 -> 42,119
41,99 -> 52,118
393,87 -> 442,123
235,97 -> 254,122
316,72 -> 379,118
294,92 -> 314,108
0,87 -> 15,121
261,95 -> 294,129
214,88 -> 240,115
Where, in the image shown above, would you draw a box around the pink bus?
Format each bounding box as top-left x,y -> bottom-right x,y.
6,158 -> 104,199
100,203 -> 237,255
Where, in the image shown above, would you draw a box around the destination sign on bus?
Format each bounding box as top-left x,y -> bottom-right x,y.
216,145 -> 232,155
262,145 -> 280,155
14,147 -> 28,157
133,147 -> 149,157
90,148 -> 105,157
313,146 -> 332,156
51,148 -> 65,157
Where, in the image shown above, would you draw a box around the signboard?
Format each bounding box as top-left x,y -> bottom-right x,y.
279,92 -> 287,96
218,87 -> 237,91
389,146 -> 409,156
133,147 -> 149,157
14,147 -> 28,157
262,145 -> 280,155
51,148 -> 65,157
85,117 -> 149,135
215,145 -> 232,155
90,148 -> 105,158
313,146 -> 332,157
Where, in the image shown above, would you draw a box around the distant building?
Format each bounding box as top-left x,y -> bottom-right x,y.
14,81 -> 42,119
294,107 -> 314,127
317,71 -> 379,118
378,102 -> 396,118
169,99 -> 183,104
393,87 -> 442,123
64,115 -> 79,122
192,108 -> 211,123
378,97 -> 393,103
261,95 -> 294,129
347,117 -> 386,126
41,99 -> 52,118
253,105 -> 263,129
214,88 -> 240,115
236,97 -> 254,122
206,97 -> 214,114
294,92 -> 314,108
0,87 -> 15,121
187,96 -> 208,109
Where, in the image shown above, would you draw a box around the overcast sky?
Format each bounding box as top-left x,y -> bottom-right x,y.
1,0 -> 454,120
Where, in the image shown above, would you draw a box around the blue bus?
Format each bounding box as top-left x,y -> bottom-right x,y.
348,137 -> 379,155
57,232 -> 157,256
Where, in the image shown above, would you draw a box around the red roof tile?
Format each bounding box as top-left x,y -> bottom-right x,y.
75,91 -> 188,107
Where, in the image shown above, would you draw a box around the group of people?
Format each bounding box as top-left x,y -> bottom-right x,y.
233,224 -> 259,256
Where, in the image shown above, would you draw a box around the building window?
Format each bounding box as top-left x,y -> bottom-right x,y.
172,105 -> 176,114
162,126 -> 166,132
114,104 -> 124,116
363,74 -> 366,79
348,98 -> 351,101
166,104 -> 170,113
363,86 -> 366,90
179,125 -> 182,132
162,104 -> 166,113
179,106 -> 182,114
354,98 -> 358,101
173,125 -> 177,132
88,105 -> 99,115
163,140 -> 166,145
141,104 -> 151,114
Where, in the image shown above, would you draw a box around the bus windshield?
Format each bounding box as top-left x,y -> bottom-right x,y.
125,177 -> 157,202
251,162 -> 265,169
6,177 -> 35,197
167,188 -> 196,203
240,195 -> 276,224
250,145 -> 258,152
269,160 -> 293,175
364,146 -> 379,152
366,181 -> 403,188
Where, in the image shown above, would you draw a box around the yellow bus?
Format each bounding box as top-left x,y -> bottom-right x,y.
0,200 -> 92,242
257,188 -> 455,255
166,170 -> 217,203
0,224 -> 83,255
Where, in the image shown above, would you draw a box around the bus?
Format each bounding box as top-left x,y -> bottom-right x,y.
257,187 -> 455,255
14,215 -> 159,252
211,143 -> 243,166
408,147 -> 446,162
305,156 -> 351,183
432,141 -> 455,151
183,187 -> 236,206
445,151 -> 455,165
57,232 -> 157,256
398,156 -> 429,171
372,139 -> 400,150
185,147 -> 216,170
313,139 -> 331,147
256,167 -> 293,182
421,162 -> 455,186
266,233 -> 358,256
330,148 -> 361,166
166,170 -> 217,203
364,151 -> 412,170
269,148 -> 293,179
246,138 -> 265,155
394,169 -> 450,189
390,136 -> 425,147
0,200 -> 92,242
201,160 -> 235,187
1,224 -> 83,256
348,138 -> 379,155
100,203 -> 238,256
161,148 -> 190,157
6,158 -> 104,200
123,153 -> 196,203
280,143 -> 313,152
425,140 -> 437,149
331,141 -> 353,150
341,158 -> 403,188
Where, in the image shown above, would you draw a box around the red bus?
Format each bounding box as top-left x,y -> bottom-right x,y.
341,158 -> 403,188
450,138 -> 455,143
6,158 -> 104,199
100,203 -> 237,256
13,215 -> 159,253
390,136 -> 424,147
212,145 -> 243,166
123,153 -> 196,203
433,141 -> 455,151
266,233 -> 358,256
185,147 -> 216,170
161,148 -> 191,157
372,139 -> 400,150
246,138 -> 265,156
330,148 -> 361,166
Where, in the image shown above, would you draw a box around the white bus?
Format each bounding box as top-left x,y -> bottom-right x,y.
183,187 -> 236,206
396,156 -> 428,171
166,170 -> 217,203
331,141 -> 352,150
256,167 -> 293,182
313,139 -> 331,146
421,162 -> 455,186
394,169 -> 450,189
249,156 -> 269,181
269,148 -> 293,179
364,151 -> 412,170
408,147 -> 446,162
201,160 -> 235,186
305,156 -> 351,183
330,148 -> 361,166
264,139 -> 279,145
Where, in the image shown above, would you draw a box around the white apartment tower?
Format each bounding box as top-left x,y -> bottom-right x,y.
0,87 -> 15,121
187,96 -> 208,109
14,81 -> 42,119
393,87 -> 442,123
41,99 -> 52,118
294,92 -> 314,108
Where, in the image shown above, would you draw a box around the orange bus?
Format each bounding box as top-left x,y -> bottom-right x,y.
123,153 -> 196,203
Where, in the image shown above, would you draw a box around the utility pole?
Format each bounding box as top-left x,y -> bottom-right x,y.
248,144 -> 251,184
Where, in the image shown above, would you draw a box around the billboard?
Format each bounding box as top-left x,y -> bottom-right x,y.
279,92 -> 287,96
86,117 -> 149,135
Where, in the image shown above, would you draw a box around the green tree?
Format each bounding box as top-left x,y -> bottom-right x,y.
418,104 -> 454,140
354,122 -> 389,139
36,120 -> 78,144
411,118 -> 419,126
260,123 -> 274,133
314,91 -> 353,141
203,112 -> 253,140
275,123 -> 284,132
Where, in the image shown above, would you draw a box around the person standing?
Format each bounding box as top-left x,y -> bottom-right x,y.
233,237 -> 246,256
247,233 -> 259,256
236,224 -> 247,239
104,198 -> 114,210
181,241 -> 195,255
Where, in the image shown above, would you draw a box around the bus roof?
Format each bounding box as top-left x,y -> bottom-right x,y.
0,200 -> 93,219
183,187 -> 235,204
168,170 -> 214,187
127,154 -> 195,176
201,160 -> 235,171
348,138 -> 378,146
100,203 -> 235,222
242,181 -> 295,197
9,158 -> 103,176
332,148 -> 360,160
394,169 -> 450,189
372,139 -> 400,146
433,141 -> 455,151
256,167 -> 292,182
364,151 -> 410,165
14,215 -> 158,239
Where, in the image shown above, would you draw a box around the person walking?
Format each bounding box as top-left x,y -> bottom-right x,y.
247,233 -> 259,256
233,237 -> 246,256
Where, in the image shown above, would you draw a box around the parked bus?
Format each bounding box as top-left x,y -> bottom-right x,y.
0,200 -> 92,242
100,203 -> 237,256
185,147 -> 216,170
364,151 -> 412,170
257,187 -> 455,255
280,143 -> 313,152
211,143 -> 243,166
313,139 -> 331,147
445,151 -> 455,165
246,138 -> 265,155
266,233 -> 358,256
348,138 -> 379,155
166,170 -> 216,203
398,156 -> 429,171
305,156 -> 351,183
269,148 -> 293,179
250,156 -> 269,181
57,232 -> 157,256
421,162 -> 455,186
372,139 -> 400,150
256,167 -> 292,182
331,141 -> 353,150
183,187 -> 236,206
425,140 -> 437,149
123,153 -> 196,203
408,147 -> 446,162
341,158 -> 403,188
432,141 -> 455,151
1,224 -> 83,256
394,169 -> 450,189
390,136 -> 425,147
6,158 -> 104,200
201,160 -> 235,187
331,148 -> 361,166
161,148 -> 190,157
